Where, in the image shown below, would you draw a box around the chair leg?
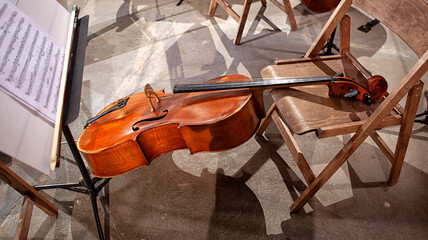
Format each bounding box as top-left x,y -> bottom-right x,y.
389,82 -> 424,186
305,0 -> 352,57
268,0 -> 298,31
370,132 -> 394,163
208,0 -> 217,16
234,0 -> 252,45
256,102 -> 315,184
256,103 -> 276,135
15,196 -> 34,240
271,111 -> 315,184
289,134 -> 365,212
281,0 -> 297,31
339,15 -> 350,55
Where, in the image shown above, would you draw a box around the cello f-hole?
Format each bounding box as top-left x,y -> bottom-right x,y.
132,110 -> 169,131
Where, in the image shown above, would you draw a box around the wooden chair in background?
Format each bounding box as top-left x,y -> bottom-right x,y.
256,0 -> 428,212
0,162 -> 58,239
208,0 -> 298,45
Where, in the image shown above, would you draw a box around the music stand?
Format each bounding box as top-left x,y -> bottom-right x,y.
33,15 -> 111,240
319,28 -> 340,55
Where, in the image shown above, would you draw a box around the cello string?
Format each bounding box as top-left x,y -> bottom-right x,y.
124,76 -> 297,95
116,69 -> 378,99
126,74 -> 368,95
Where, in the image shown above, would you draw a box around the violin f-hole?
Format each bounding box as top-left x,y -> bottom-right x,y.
144,84 -> 160,112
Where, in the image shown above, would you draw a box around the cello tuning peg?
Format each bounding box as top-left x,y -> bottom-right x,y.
344,89 -> 358,98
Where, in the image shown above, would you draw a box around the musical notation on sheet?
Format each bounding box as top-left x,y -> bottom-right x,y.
0,0 -> 65,123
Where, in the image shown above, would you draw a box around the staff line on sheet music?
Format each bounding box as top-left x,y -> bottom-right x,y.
7,22 -> 31,82
2,17 -> 24,77
26,36 -> 46,96
0,10 -> 16,65
0,0 -> 66,123
44,49 -> 60,108
16,29 -> 38,89
35,42 -> 53,102
0,3 -> 8,21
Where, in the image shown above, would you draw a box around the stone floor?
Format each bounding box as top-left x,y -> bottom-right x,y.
1,0 -> 427,239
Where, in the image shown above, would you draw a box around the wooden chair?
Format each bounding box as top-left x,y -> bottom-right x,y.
0,162 -> 58,239
256,0 -> 428,212
208,0 -> 298,45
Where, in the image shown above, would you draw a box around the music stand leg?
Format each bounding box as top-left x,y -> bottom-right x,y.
415,91 -> 428,125
89,189 -> 104,240
32,14 -> 108,240
35,125 -> 109,240
62,125 -> 105,240
319,28 -> 339,56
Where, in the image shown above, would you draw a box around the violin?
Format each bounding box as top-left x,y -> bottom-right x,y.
301,0 -> 340,13
77,74 -> 387,178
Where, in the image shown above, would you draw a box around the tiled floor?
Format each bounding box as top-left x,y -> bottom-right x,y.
1,0 -> 427,239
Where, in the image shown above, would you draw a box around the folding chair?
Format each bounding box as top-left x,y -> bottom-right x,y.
256,0 -> 428,212
208,0 -> 298,45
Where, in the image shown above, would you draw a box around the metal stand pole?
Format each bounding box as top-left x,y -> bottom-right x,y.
319,28 -> 339,56
415,91 -> 428,125
62,125 -> 107,240
33,14 -> 110,240
35,125 -> 110,240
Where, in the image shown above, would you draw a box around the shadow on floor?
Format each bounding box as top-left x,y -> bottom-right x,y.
68,133 -> 427,239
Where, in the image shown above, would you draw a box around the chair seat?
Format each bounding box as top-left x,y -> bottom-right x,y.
261,56 -> 389,134
269,85 -> 380,134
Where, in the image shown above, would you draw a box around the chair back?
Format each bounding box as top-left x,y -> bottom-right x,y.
353,0 -> 428,57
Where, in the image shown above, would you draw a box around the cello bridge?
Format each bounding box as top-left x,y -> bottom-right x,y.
144,84 -> 160,112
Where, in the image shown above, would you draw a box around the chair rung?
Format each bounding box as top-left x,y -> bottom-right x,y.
370,132 -> 394,163
274,55 -> 341,65
316,115 -> 402,138
214,0 -> 240,23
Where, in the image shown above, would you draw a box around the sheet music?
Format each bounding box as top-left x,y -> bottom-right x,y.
0,0 -> 65,123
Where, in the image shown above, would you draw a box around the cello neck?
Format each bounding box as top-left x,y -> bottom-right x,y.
173,76 -> 351,93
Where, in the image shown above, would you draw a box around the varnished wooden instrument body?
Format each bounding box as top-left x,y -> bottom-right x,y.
77,75 -> 264,178
302,0 -> 340,13
78,74 -> 386,178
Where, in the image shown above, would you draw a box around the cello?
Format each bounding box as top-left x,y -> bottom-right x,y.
77,74 -> 387,178
301,0 -> 340,13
